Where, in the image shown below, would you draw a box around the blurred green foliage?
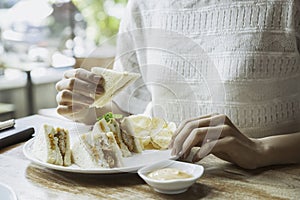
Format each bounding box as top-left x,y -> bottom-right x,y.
72,0 -> 127,45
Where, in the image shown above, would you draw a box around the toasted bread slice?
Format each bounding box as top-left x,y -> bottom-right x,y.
91,67 -> 140,108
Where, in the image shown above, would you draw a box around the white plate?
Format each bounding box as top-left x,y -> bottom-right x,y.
0,182 -> 17,200
23,138 -> 176,174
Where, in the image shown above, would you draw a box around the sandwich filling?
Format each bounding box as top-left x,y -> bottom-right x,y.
72,120 -> 124,168
33,124 -> 71,166
103,132 -> 123,167
53,128 -> 68,157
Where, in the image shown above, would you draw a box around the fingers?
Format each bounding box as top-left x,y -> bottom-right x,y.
56,90 -> 94,106
171,114 -> 227,145
171,120 -> 203,155
56,78 -> 104,96
57,105 -> 88,116
57,105 -> 93,123
170,114 -> 229,155
56,68 -> 105,112
56,68 -> 104,95
180,125 -> 229,159
177,127 -> 209,158
55,68 -> 106,122
169,113 -> 217,148
64,68 -> 104,84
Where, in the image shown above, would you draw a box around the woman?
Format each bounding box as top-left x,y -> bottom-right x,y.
56,0 -> 300,169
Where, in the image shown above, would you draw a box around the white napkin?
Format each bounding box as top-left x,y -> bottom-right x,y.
0,119 -> 15,131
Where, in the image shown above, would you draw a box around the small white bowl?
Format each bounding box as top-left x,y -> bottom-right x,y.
138,160 -> 204,194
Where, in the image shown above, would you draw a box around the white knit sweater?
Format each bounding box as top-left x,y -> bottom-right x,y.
113,0 -> 300,138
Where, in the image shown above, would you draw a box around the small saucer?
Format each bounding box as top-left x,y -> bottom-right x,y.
138,160 -> 204,194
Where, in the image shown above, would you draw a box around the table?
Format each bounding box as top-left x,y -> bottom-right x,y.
0,115 -> 300,200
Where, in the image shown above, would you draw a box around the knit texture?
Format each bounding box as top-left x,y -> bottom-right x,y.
113,0 -> 300,137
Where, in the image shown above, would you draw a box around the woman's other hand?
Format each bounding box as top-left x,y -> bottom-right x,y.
169,114 -> 266,169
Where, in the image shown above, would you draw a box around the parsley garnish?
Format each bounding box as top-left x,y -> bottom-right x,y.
97,112 -> 123,123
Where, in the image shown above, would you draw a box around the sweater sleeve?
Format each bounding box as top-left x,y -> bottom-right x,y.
112,1 -> 152,115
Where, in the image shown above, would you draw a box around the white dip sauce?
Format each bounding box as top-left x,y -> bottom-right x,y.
147,168 -> 193,181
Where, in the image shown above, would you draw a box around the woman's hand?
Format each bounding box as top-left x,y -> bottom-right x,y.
55,68 -> 104,123
169,114 -> 266,169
